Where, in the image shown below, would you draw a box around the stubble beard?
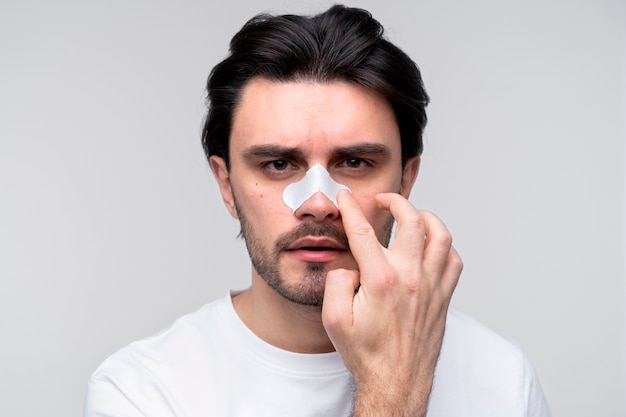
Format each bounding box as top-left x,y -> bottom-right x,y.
236,199 -> 395,307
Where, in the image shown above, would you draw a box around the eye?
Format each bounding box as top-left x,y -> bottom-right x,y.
340,157 -> 373,169
345,158 -> 363,168
261,159 -> 297,177
269,160 -> 289,170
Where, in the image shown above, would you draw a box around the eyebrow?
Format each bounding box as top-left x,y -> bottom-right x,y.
331,143 -> 392,160
242,145 -> 305,161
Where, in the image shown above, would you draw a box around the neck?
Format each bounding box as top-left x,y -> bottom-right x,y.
232,275 -> 335,354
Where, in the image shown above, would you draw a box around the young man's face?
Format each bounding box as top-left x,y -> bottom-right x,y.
211,77 -> 419,307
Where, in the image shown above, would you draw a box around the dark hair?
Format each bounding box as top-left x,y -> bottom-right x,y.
201,4 -> 429,168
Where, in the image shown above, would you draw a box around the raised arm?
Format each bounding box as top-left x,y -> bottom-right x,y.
322,190 -> 463,417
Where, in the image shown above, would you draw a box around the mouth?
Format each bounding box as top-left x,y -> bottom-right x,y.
288,237 -> 346,251
286,237 -> 347,262
299,246 -> 338,251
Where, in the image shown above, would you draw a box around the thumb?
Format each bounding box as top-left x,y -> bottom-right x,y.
322,269 -> 359,342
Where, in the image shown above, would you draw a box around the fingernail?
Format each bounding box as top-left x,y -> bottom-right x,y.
337,189 -> 352,199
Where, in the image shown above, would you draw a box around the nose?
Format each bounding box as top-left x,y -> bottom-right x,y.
294,191 -> 340,223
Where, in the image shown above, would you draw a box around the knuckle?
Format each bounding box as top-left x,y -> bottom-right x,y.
404,278 -> 422,295
321,309 -> 342,329
326,268 -> 350,279
370,270 -> 398,292
352,223 -> 376,238
432,231 -> 453,250
440,233 -> 453,249
450,254 -> 464,273
403,211 -> 424,230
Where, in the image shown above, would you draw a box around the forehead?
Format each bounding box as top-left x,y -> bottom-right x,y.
230,77 -> 401,157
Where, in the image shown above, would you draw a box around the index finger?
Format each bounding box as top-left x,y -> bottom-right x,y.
336,189 -> 386,273
375,193 -> 426,256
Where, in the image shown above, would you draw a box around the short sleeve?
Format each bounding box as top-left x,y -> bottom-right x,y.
83,377 -> 145,417
523,355 -> 552,417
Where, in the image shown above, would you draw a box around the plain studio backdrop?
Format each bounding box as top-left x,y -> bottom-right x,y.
1,0 -> 624,416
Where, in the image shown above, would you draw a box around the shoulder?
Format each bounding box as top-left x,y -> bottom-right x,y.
91,295 -> 230,379
84,296 -> 230,416
439,308 -> 528,383
444,308 -> 523,360
428,308 -> 552,417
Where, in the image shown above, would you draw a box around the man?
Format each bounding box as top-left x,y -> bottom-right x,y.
84,5 -> 551,416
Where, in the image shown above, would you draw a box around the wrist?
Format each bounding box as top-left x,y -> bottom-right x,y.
351,374 -> 432,417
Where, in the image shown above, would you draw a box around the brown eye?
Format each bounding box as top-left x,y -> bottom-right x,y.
271,160 -> 289,170
346,158 -> 362,168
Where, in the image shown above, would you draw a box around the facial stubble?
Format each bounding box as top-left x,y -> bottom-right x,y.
234,195 -> 395,307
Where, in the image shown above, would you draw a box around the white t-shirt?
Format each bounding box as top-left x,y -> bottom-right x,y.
84,293 -> 552,417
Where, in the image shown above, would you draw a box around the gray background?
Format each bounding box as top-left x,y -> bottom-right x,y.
1,0 -> 624,416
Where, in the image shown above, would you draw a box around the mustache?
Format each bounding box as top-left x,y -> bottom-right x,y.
274,222 -> 349,252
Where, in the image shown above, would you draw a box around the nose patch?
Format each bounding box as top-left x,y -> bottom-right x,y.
283,164 -> 350,212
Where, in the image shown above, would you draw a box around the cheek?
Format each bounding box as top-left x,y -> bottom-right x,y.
241,184 -> 293,221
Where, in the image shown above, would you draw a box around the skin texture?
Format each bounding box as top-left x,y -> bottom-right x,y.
210,77 -> 463,416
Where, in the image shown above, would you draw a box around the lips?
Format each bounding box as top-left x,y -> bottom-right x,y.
288,237 -> 346,252
286,237 -> 347,262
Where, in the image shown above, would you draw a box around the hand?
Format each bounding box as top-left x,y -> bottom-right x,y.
322,190 -> 462,417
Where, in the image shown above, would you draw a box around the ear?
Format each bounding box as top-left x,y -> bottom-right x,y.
399,156 -> 420,198
209,155 -> 239,219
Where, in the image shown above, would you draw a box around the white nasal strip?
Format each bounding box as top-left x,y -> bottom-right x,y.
282,164 -> 350,212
